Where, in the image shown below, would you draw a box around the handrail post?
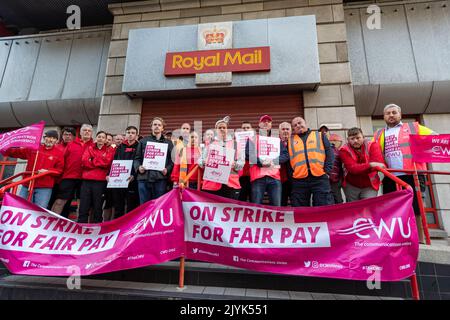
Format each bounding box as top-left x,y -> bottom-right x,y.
410,274 -> 420,300
412,172 -> 431,245
178,183 -> 186,290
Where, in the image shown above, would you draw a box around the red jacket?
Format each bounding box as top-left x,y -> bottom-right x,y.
55,142 -> 69,154
339,140 -> 385,190
81,144 -> 114,181
3,145 -> 64,188
62,138 -> 94,180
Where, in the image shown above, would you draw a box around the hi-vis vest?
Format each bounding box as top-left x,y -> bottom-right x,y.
288,132 -> 326,179
202,139 -> 241,191
373,122 -> 428,171
249,135 -> 281,182
340,140 -> 381,191
179,146 -> 201,184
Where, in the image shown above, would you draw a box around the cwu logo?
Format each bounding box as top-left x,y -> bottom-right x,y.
337,217 -> 412,239
122,208 -> 174,237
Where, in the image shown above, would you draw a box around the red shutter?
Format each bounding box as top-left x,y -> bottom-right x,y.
140,93 -> 303,136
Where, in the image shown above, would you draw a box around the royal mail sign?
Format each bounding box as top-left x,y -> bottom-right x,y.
164,46 -> 270,76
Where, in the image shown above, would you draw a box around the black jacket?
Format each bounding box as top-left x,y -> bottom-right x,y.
134,135 -> 174,182
114,140 -> 139,178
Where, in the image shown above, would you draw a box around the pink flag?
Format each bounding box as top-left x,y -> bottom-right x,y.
0,121 -> 45,153
0,190 -> 185,276
182,188 -> 419,281
410,134 -> 450,163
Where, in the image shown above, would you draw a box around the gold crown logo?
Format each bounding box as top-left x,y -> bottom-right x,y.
203,26 -> 227,45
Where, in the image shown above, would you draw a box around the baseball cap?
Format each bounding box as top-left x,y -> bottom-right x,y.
44,130 -> 59,139
259,115 -> 272,123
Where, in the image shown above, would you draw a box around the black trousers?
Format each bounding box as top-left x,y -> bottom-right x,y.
112,184 -> 140,219
206,185 -> 240,200
281,180 -> 292,206
291,175 -> 334,207
238,176 -> 251,202
78,180 -> 107,223
382,174 -> 426,216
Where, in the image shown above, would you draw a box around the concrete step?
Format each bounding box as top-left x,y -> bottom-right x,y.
0,275 -> 403,300
86,261 -> 414,299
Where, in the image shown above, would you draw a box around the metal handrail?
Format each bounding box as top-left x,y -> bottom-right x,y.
0,171 -> 34,186
386,169 -> 450,175
0,170 -> 59,197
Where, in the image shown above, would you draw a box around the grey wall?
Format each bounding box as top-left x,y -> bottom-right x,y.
0,29 -> 111,128
123,16 -> 321,97
345,0 -> 450,115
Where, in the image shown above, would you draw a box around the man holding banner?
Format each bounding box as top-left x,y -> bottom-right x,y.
340,127 -> 385,202
134,117 -> 174,204
284,117 -> 334,207
51,124 -> 94,217
373,104 -> 436,242
1,127 -> 64,208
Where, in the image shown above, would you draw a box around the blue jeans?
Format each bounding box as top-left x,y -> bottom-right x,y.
138,180 -> 167,204
19,187 -> 53,208
251,176 -> 282,206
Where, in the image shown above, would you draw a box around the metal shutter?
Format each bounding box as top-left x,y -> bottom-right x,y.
140,93 -> 303,136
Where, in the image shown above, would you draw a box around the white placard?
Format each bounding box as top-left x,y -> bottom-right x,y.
258,136 -> 280,162
203,144 -> 235,184
234,130 -> 255,155
107,160 -> 133,188
142,141 -> 168,171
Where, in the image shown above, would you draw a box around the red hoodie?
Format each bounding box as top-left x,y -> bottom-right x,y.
339,141 -> 385,190
61,138 -> 94,180
3,145 -> 64,188
81,144 -> 114,181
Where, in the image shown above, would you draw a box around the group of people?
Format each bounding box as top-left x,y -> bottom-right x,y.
2,103 -> 435,242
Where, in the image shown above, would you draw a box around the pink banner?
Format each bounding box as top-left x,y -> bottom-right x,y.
410,134 -> 450,163
0,121 -> 45,153
182,189 -> 419,281
0,190 -> 184,276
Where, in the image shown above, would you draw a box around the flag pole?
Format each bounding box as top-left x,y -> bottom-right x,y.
27,150 -> 39,201
178,183 -> 186,290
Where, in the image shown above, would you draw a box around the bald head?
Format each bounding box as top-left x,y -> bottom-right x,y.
292,117 -> 307,135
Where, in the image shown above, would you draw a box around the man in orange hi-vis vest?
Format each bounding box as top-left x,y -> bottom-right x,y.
373,103 -> 436,242
279,117 -> 335,207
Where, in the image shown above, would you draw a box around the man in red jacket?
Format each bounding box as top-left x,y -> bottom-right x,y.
2,130 -> 64,208
51,124 -> 94,216
49,127 -> 76,211
340,127 -> 385,202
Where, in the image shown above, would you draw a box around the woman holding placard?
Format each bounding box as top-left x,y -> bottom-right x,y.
199,116 -> 244,200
